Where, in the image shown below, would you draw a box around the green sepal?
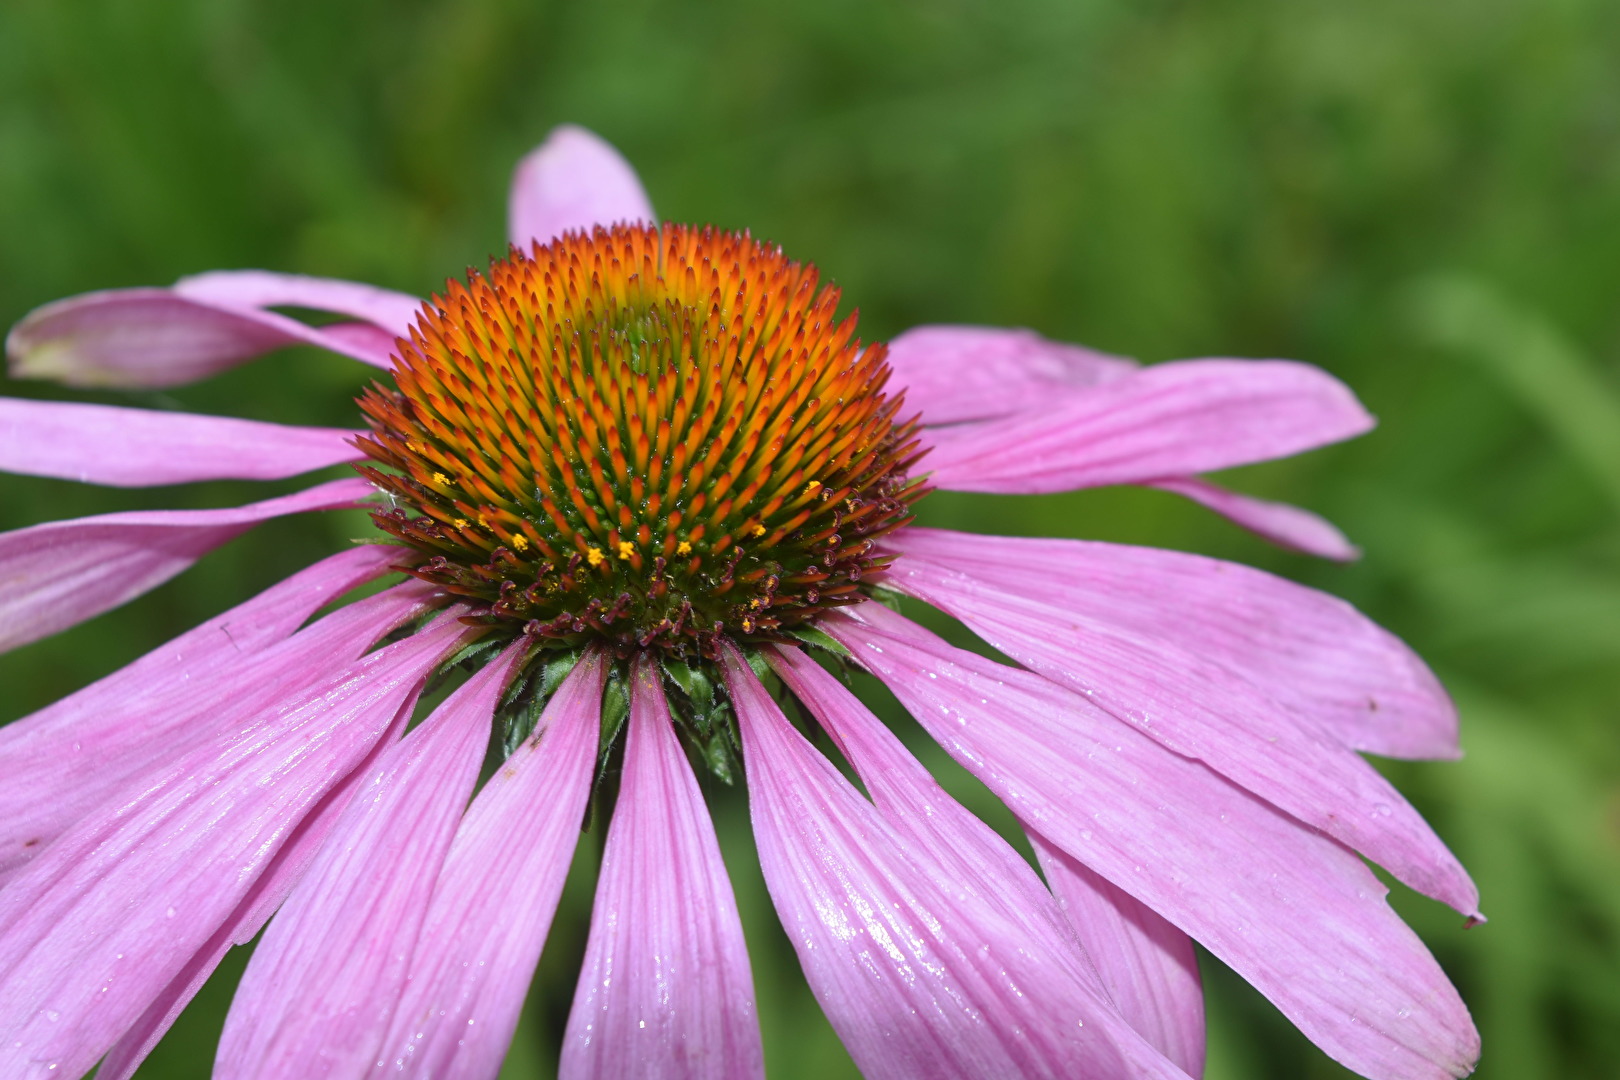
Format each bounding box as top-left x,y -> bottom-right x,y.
597,664 -> 631,778
785,624 -> 851,658
662,656 -> 715,714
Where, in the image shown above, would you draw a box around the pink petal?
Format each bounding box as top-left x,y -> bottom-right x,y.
724,646 -> 1187,1080
921,359 -> 1374,494
560,658 -> 763,1080
173,270 -> 424,336
216,639 -> 527,1079
887,325 -> 1137,426
1145,477 -> 1359,561
375,650 -> 605,1079
889,527 -> 1458,760
1028,831 -> 1205,1078
0,396 -> 362,487
0,548 -> 425,883
0,616 -> 469,1080
5,287 -> 396,389
886,546 -> 1478,913
0,475 -> 376,654
766,646 -> 1104,993
95,688 -> 419,1080
508,125 -> 656,250
828,608 -> 1479,1080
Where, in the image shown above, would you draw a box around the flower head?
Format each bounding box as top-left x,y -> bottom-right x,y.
0,125 -> 1478,1080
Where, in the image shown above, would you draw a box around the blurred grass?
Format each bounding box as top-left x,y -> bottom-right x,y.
2,0 -> 1618,1076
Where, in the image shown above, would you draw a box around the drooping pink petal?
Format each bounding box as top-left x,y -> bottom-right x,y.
6,287 -> 399,388
173,270 -> 423,336
827,608 -> 1479,1080
889,527 -> 1458,759
508,125 -> 656,250
886,548 -> 1478,913
561,658 -> 763,1080
921,359 -> 1374,494
0,616 -> 469,1080
95,679 -> 421,1080
887,325 -> 1137,426
216,639 -> 527,1080
0,549 -> 427,883
777,642 -> 1205,1076
766,646 -> 1104,993
0,396 -> 362,487
0,475 -> 376,655
375,650 -> 605,1079
1143,476 -> 1360,561
723,646 -> 1188,1080
1028,831 -> 1205,1079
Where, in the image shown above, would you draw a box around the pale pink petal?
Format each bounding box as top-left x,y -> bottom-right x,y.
508,126 -> 656,250
0,548 -> 425,882
724,647 -> 1187,1080
0,475 -> 376,654
889,527 -> 1458,760
0,396 -> 362,487
376,650 -> 605,1079
1028,831 -> 1205,1078
95,685 -> 420,1080
887,325 -> 1137,425
1145,477 -> 1359,561
766,646 -> 1105,993
828,608 -> 1479,1080
5,287 -> 395,389
174,270 -> 424,336
885,548 -> 1478,914
921,359 -> 1374,494
0,617 -> 469,1080
776,639 -> 1205,1076
216,639 -> 527,1079
561,658 -> 763,1080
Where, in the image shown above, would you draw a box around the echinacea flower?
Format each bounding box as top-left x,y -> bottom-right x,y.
0,125 -> 1480,1080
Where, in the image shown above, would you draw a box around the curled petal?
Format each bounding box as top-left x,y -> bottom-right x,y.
1144,477 -> 1359,562
888,527 -> 1458,760
6,287 -> 399,389
216,640 -> 527,1079
561,658 -> 763,1080
0,396 -> 362,487
173,270 -> 423,336
0,476 -> 377,655
0,617 -> 468,1080
889,325 -> 1137,426
885,547 -> 1477,912
375,651 -> 605,1079
828,608 -> 1479,1080
724,647 -> 1186,1080
508,125 -> 656,250
1028,831 -> 1205,1078
922,359 -> 1374,494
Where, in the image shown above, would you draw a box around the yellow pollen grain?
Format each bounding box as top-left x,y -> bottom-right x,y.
804,479 -> 821,495
453,518 -> 469,529
477,514 -> 491,529
512,534 -> 530,552
432,472 -> 452,487
617,541 -> 634,561
676,540 -> 692,556
750,523 -> 766,538
586,546 -> 605,567
740,617 -> 756,633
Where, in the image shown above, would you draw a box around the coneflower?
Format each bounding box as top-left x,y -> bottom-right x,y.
0,125 -> 1478,1080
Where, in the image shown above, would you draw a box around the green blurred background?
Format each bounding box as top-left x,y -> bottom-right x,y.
3,0 -> 1618,1076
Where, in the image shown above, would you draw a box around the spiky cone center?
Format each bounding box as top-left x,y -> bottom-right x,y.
356,222 -> 926,658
